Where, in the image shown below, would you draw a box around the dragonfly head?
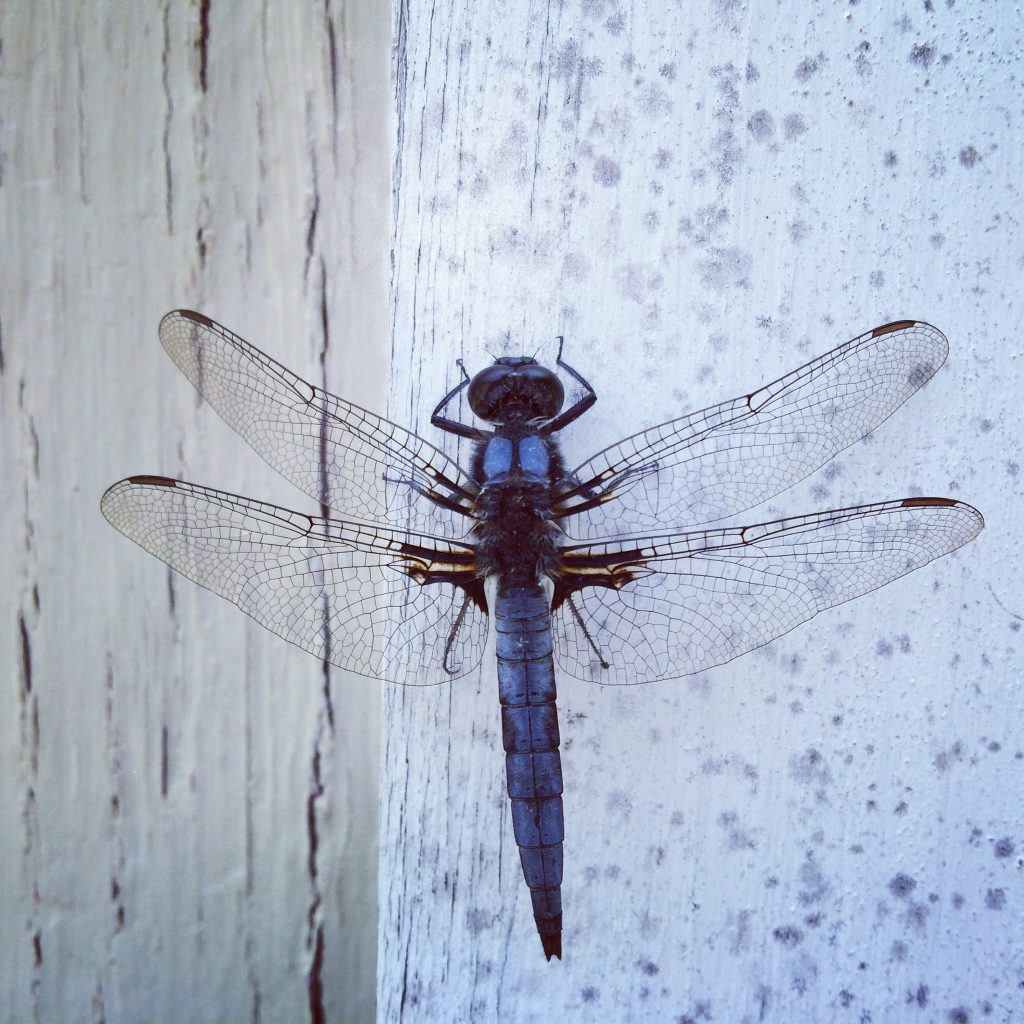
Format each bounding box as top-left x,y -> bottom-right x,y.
468,356 -> 565,424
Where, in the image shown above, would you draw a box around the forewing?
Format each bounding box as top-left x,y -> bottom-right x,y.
560,322 -> 949,538
553,498 -> 983,684
159,310 -> 478,537
101,476 -> 487,684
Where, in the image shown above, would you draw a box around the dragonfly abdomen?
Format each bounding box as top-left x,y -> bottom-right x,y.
495,579 -> 564,961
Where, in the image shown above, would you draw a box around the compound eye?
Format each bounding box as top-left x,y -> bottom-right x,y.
520,366 -> 564,418
468,365 -> 510,420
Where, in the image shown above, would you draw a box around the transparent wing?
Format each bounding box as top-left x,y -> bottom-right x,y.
552,497 -> 983,684
559,321 -> 949,539
159,310 -> 478,538
101,476 -> 488,684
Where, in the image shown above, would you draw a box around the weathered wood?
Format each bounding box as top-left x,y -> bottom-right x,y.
381,2 -> 1018,1020
1,4 -> 389,1022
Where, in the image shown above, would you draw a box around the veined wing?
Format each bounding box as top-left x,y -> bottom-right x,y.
101,476 -> 487,684
159,310 -> 479,538
552,497 -> 983,685
558,321 -> 948,539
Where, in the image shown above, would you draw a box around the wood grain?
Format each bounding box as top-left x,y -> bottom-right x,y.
1,4 -> 389,1021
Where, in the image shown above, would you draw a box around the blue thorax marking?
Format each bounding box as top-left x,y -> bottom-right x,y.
482,436 -> 514,480
482,434 -> 550,484
518,436 -> 549,479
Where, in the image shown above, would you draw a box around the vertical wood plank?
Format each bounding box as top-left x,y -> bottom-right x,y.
382,1 -> 1019,1020
1,4 -> 390,1022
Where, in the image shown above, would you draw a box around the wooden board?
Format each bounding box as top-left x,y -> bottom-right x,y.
1,4 -> 389,1021
380,2 -> 1019,1021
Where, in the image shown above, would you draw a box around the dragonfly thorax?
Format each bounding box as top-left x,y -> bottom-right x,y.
480,434 -> 550,486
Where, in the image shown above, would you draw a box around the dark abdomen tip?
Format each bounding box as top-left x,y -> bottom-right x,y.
539,915 -> 562,961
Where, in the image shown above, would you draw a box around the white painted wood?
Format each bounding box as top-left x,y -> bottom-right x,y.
381,2 -> 1020,1020
2,4 -> 389,1022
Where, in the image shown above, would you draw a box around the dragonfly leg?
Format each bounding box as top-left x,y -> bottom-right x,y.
381,472 -> 477,518
544,337 -> 597,435
432,359 -> 489,440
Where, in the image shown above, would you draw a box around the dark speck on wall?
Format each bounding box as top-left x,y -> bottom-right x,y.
677,1000 -> 713,1023
884,149 -> 898,167
889,872 -> 917,899
719,810 -> 757,850
790,748 -> 832,786
772,924 -> 804,946
933,741 -> 965,773
959,145 -> 980,168
680,203 -> 729,245
783,113 -> 808,140
855,39 -> 872,76
909,984 -> 929,1008
710,62 -> 740,120
795,54 -> 825,80
984,888 -> 1006,910
948,1008 -> 971,1023
551,40 -> 604,81
799,853 -> 830,905
747,109 -> 775,141
993,837 -> 1015,858
581,985 -> 598,1003
905,901 -> 929,933
709,128 -> 742,186
910,42 -> 936,67
788,220 -> 809,243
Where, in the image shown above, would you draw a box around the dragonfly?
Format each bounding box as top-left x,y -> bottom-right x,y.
102,311 -> 983,960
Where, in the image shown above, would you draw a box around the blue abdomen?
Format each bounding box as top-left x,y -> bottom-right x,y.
495,579 -> 563,960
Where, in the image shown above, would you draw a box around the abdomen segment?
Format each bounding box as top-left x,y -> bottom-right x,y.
495,580 -> 564,961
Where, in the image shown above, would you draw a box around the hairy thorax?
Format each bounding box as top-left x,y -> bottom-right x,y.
473,479 -> 561,583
